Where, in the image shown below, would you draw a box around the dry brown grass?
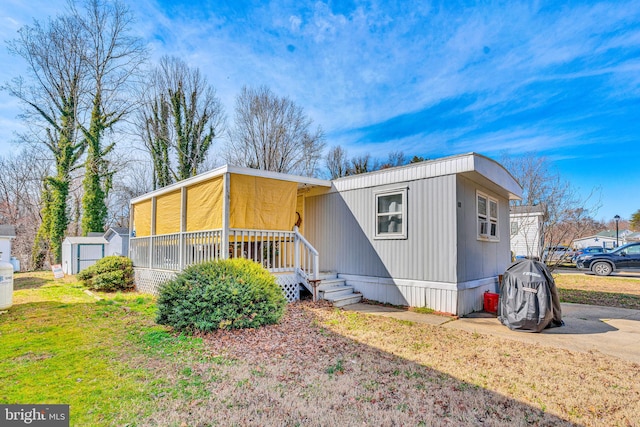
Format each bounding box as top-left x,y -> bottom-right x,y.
139,302 -> 640,427
554,273 -> 640,295
555,273 -> 640,309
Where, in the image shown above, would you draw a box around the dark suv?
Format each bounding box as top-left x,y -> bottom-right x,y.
576,242 -> 640,276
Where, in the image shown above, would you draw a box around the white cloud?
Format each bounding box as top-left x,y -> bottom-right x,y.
289,15 -> 302,32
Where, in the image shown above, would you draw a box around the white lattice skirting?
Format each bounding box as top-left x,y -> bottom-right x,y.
274,273 -> 300,302
134,268 -> 177,295
134,268 -> 300,302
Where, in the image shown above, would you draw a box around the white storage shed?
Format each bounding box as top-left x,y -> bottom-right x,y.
61,236 -> 108,275
104,227 -> 130,256
0,225 -> 16,269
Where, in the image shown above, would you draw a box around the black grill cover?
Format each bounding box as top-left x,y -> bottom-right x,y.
497,259 -> 563,333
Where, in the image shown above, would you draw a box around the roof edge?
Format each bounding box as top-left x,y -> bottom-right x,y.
131,165 -> 331,204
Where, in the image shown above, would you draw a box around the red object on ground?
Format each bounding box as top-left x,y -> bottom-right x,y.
484,292 -> 499,314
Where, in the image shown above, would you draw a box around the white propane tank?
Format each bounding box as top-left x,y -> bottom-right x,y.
0,252 -> 13,310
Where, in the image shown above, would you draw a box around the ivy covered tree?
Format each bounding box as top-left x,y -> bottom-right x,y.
4,0 -> 146,261
77,0 -> 146,235
138,56 -> 225,188
5,12 -> 86,263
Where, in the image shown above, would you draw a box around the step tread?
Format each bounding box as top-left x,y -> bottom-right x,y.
320,286 -> 354,295
323,291 -> 361,301
331,294 -> 363,308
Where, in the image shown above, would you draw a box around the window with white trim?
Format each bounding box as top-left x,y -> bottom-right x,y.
477,191 -> 499,241
374,188 -> 407,239
510,221 -> 518,235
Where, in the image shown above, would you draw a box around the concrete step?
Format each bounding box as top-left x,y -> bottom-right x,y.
319,285 -> 355,299
327,293 -> 363,307
317,278 -> 346,291
316,271 -> 339,281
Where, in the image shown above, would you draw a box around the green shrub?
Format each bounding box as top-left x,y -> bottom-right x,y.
156,258 -> 287,332
78,256 -> 135,292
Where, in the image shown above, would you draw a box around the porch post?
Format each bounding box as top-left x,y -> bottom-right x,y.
221,172 -> 230,259
179,186 -> 186,270
149,197 -> 156,269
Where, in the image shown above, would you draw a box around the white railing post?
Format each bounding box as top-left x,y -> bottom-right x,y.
313,252 -> 319,280
294,226 -> 300,275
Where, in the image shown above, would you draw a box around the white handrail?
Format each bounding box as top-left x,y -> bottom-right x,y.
293,226 -> 319,281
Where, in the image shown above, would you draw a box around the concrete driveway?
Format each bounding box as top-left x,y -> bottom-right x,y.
445,303 -> 640,364
344,303 -> 640,364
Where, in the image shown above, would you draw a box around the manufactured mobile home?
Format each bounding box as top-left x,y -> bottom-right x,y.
510,205 -> 546,259
129,153 -> 522,316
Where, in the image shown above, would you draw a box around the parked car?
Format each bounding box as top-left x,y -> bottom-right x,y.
576,242 -> 640,276
571,246 -> 609,263
542,246 -> 575,263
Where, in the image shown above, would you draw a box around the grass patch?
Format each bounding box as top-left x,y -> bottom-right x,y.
554,273 -> 640,309
558,288 -> 640,310
410,306 -> 435,315
0,271 -> 207,426
2,271 -> 639,426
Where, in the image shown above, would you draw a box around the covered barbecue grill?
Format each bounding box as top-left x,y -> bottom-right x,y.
498,259 -> 563,332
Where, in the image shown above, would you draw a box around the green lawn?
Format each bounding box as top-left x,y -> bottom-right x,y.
0,272 -> 209,426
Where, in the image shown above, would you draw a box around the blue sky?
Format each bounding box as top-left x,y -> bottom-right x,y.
1,0 -> 639,221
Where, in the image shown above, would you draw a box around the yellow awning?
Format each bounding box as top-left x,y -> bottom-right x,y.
133,199 -> 152,237
186,176 -> 223,231
155,190 -> 181,235
229,174 -> 297,230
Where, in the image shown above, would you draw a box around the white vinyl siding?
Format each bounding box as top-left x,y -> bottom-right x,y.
477,191 -> 499,241
374,188 -> 407,239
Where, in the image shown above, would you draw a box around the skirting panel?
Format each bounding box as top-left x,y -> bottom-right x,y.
457,279 -> 499,316
134,268 -> 300,303
338,274 -> 499,316
134,268 -> 177,295
274,273 -> 300,303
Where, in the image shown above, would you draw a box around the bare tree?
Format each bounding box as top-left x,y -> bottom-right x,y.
139,94 -> 172,188
226,85 -> 325,177
380,151 -> 406,169
4,0 -> 147,260
325,145 -> 350,179
138,56 -> 225,188
326,147 -> 422,179
0,148 -> 51,270
501,153 -> 601,266
107,160 -> 154,228
349,154 -> 379,175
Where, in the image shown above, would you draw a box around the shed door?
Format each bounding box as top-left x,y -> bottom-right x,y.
77,244 -> 104,273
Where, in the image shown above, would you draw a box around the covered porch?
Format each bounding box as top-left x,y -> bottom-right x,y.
128,166 -> 331,301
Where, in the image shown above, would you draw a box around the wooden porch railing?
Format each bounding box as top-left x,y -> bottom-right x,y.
129,228 -> 319,284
